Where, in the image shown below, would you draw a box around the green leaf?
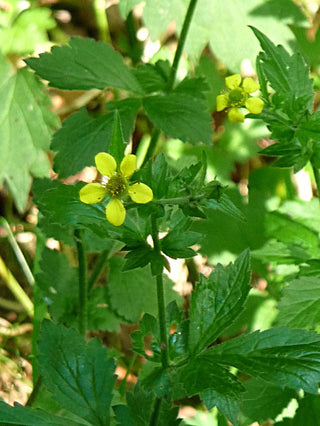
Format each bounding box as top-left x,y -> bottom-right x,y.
265,211 -> 320,258
143,93 -> 212,145
132,60 -> 170,94
173,357 -> 244,426
161,211 -> 200,259
118,0 -> 142,17
36,248 -> 78,327
276,276 -> 320,329
0,7 -> 55,56
109,110 -> 125,165
252,26 -> 313,113
87,287 -> 120,332
26,37 -> 142,93
0,401 -> 86,426
51,99 -> 141,178
293,394 -> 320,426
114,384 -> 181,426
33,178 -> 107,228
107,257 -> 181,322
252,239 -> 311,264
38,320 -> 116,425
188,249 -> 251,354
241,378 -> 297,423
205,327 -> 320,394
0,54 -> 59,211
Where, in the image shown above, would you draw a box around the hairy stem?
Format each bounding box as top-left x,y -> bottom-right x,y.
93,0 -> 111,43
166,0 -> 199,91
87,249 -> 109,291
142,0 -> 199,165
74,229 -> 88,336
151,214 -> 169,369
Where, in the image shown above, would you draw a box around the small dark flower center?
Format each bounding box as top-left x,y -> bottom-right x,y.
228,88 -> 244,106
105,174 -> 127,197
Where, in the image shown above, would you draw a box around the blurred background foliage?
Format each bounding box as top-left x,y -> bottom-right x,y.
1,0 -> 320,423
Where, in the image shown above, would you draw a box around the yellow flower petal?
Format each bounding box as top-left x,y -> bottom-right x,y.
79,183 -> 106,204
95,152 -> 117,177
128,183 -> 153,204
216,94 -> 229,111
228,107 -> 245,123
225,74 -> 241,90
245,97 -> 264,114
120,154 -> 137,178
242,77 -> 260,93
106,198 -> 126,226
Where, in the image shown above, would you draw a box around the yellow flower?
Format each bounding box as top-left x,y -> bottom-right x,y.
79,153 -> 153,226
216,74 -> 264,123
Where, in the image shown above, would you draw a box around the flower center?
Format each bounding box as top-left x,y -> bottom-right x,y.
105,173 -> 127,197
228,88 -> 245,107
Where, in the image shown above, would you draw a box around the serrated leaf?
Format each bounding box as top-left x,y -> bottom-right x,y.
241,378 -> 297,423
38,321 -> 116,425
276,276 -> 320,329
0,54 -> 58,211
0,401 -> 86,426
114,384 -> 180,426
0,7 -> 55,56
172,357 -> 244,426
132,61 -> 170,94
188,249 -> 251,354
205,193 -> 246,222
26,37 -> 142,93
265,211 -> 320,258
252,26 -> 313,114
107,257 -> 181,322
52,99 -> 140,178
33,178 -> 107,228
143,93 -> 212,145
205,327 -> 320,394
251,239 -> 311,263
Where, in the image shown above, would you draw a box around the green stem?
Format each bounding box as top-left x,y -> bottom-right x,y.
166,0 -> 199,91
26,375 -> 43,407
118,353 -> 138,397
87,249 -> 109,291
312,163 -> 320,200
0,218 -> 35,287
74,229 -> 88,336
149,397 -> 162,426
151,214 -> 169,369
142,0 -> 198,166
93,0 -> 111,43
0,256 -> 33,318
141,128 -> 161,168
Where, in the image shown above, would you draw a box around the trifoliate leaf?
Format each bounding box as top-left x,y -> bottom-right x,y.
38,321 -> 116,425
26,37 -> 142,93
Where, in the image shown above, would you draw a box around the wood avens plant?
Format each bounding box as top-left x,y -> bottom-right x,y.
2,1 -> 320,426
